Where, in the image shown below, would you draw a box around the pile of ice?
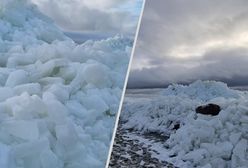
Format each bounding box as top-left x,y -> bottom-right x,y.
0,0 -> 132,168
122,81 -> 248,168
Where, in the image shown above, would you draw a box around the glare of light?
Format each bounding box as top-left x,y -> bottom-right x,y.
168,31 -> 248,59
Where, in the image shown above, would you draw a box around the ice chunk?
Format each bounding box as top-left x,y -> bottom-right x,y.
0,143 -> 10,168
201,142 -> 233,159
201,164 -> 212,168
65,100 -> 88,119
57,64 -> 77,82
82,62 -> 111,88
6,93 -> 47,119
40,149 -> 62,168
2,120 -> 39,140
229,132 -> 242,145
12,138 -> 50,158
82,155 -> 102,168
0,87 -> 14,102
209,158 -> 226,168
233,139 -> 247,159
39,77 -> 65,86
47,84 -> 69,103
13,83 -> 41,95
43,94 -> 67,124
3,4 -> 26,27
55,122 -> 79,148
80,94 -> 109,114
5,70 -> 29,87
183,149 -> 209,164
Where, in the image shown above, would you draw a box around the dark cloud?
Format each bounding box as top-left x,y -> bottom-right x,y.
129,47 -> 248,88
129,0 -> 248,88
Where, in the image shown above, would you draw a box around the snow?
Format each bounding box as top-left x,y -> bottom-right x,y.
122,81 -> 248,168
0,0 -> 132,167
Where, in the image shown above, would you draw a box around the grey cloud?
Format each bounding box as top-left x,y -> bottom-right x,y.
129,0 -> 248,88
128,47 -> 248,88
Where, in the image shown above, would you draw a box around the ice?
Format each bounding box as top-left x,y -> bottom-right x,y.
43,96 -> 68,124
65,100 -> 88,119
55,122 -> 79,148
5,93 -> 47,120
0,87 -> 14,102
183,148 -> 209,164
47,84 -> 70,103
201,164 -> 212,168
201,141 -> 233,159
0,0 -> 132,167
0,143 -> 10,168
40,149 -> 63,168
5,70 -> 29,87
80,94 -> 109,114
2,120 -> 39,141
123,81 -> 248,168
82,62 -> 111,88
233,139 -> 247,159
229,132 -> 242,145
13,83 -> 41,95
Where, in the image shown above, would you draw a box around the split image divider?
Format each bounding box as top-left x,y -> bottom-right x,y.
105,0 -> 147,167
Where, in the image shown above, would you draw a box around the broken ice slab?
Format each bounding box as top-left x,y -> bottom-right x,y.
0,143 -> 10,168
2,120 -> 39,141
13,83 -> 41,95
5,70 -> 29,87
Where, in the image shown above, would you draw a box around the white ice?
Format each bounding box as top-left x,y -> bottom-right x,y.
122,80 -> 248,168
0,0 -> 132,167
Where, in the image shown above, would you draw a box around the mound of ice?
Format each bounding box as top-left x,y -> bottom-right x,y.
0,1 -> 132,167
163,80 -> 241,101
123,81 -> 248,168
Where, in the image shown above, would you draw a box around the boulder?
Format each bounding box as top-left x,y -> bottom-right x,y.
195,103 -> 221,116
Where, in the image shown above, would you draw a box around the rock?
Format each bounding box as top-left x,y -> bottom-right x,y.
109,122 -> 177,168
195,103 -> 221,116
173,123 -> 180,130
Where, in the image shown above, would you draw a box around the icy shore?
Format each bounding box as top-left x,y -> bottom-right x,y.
0,0 -> 131,167
121,80 -> 248,168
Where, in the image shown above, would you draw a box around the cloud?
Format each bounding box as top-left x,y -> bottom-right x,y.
129,0 -> 248,88
30,0 -> 142,36
128,49 -> 248,88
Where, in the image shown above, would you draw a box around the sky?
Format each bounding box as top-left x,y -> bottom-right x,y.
128,0 -> 248,88
30,0 -> 143,40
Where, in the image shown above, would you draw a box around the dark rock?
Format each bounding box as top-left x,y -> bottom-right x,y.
109,122 -> 177,168
195,103 -> 221,116
173,123 -> 180,130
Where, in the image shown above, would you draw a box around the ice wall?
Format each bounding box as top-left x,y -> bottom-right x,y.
0,0 -> 131,167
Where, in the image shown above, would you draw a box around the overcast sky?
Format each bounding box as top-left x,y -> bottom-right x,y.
128,0 -> 248,88
31,0 -> 143,39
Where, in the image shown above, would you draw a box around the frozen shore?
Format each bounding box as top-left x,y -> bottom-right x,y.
119,81 -> 248,168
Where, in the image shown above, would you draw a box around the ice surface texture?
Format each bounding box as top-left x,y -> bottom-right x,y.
122,81 -> 248,168
0,0 -> 132,168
